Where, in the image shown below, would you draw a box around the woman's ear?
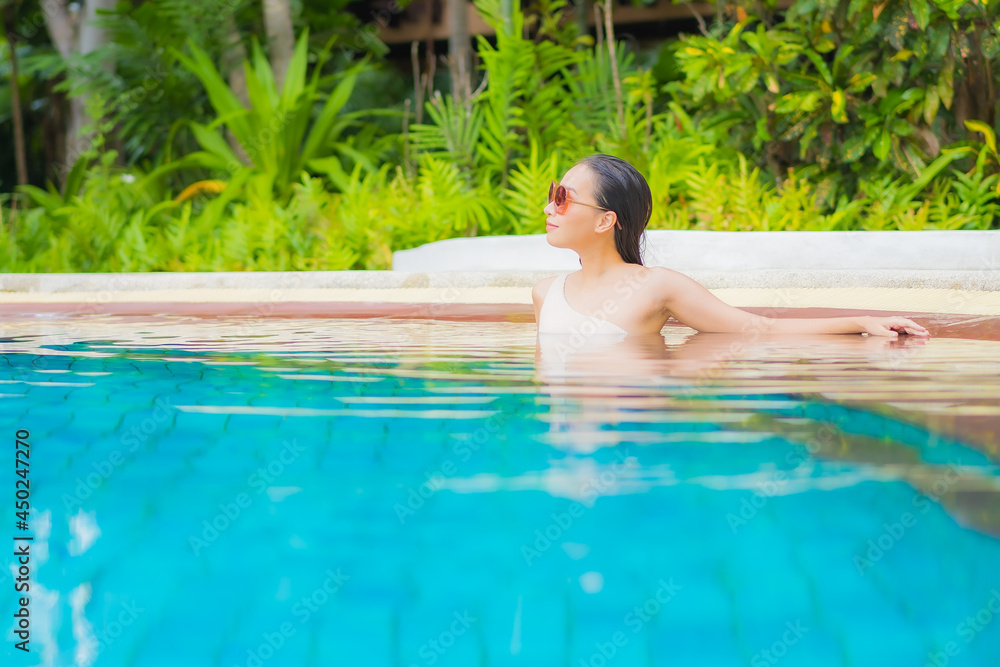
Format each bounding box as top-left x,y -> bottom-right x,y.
603,211 -> 619,232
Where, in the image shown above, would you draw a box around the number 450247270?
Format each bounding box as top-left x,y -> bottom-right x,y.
15,429 -> 30,531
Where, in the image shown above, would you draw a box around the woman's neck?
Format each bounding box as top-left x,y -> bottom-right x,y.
576,246 -> 631,285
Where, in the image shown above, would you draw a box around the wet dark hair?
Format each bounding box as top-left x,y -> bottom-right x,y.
577,153 -> 651,265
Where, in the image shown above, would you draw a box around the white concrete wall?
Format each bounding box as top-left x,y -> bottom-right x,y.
392,230 -> 1000,272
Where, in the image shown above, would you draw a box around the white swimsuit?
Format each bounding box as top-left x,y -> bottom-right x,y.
537,273 -> 629,336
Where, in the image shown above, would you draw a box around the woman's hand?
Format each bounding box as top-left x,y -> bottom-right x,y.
857,315 -> 930,338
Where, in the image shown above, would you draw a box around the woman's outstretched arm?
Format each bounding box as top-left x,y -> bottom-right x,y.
653,268 -> 929,338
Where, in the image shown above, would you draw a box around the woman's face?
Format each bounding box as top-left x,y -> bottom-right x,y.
543,164 -> 610,244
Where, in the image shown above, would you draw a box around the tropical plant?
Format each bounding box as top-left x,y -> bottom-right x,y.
670,0 -> 1000,201
4,0 -> 1000,275
156,29 -> 389,204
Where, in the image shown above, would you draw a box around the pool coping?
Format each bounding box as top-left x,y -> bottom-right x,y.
1,270 -> 999,318
3,269 -> 1000,291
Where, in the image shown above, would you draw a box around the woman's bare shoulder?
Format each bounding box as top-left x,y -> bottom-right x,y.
641,266 -> 703,314
532,275 -> 563,326
644,266 -> 697,291
531,275 -> 560,303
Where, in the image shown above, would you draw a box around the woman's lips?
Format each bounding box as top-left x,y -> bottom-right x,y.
546,222 -> 558,230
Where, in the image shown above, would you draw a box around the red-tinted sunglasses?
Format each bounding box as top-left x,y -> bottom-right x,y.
548,181 -> 612,216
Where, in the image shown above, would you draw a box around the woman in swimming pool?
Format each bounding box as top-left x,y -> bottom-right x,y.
533,153 -> 930,339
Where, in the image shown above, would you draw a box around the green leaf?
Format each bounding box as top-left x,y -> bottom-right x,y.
249,39 -> 279,109
174,41 -> 254,146
189,122 -> 241,166
18,184 -> 64,212
136,152 -> 234,191
145,200 -> 182,220
846,72 -> 877,92
308,157 -> 351,192
244,60 -> 275,129
297,72 -> 358,172
897,151 -> 968,206
874,129 -> 891,160
764,72 -> 780,93
965,120 -> 997,154
841,134 -> 867,162
923,86 -> 940,126
938,66 -> 954,109
279,30 -> 310,108
62,154 -> 90,203
911,0 -> 930,30
846,0 -> 868,20
803,50 -> 833,86
831,90 -> 848,123
815,38 -> 836,54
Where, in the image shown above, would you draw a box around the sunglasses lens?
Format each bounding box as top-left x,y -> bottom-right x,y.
548,182 -> 569,213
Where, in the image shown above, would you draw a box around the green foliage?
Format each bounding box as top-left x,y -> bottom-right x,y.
670,0 -> 1000,197
3,0 -> 999,273
165,30 -> 390,203
393,0 -> 999,239
1,158 -> 365,272
21,0 -> 246,166
15,0 -> 372,169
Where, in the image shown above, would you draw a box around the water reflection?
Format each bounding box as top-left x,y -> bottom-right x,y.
534,328 -> 1000,540
2,314 -> 1000,665
534,328 -> 931,382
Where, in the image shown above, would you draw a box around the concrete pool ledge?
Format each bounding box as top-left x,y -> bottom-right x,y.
2,230 -> 998,316
0,269 -> 999,317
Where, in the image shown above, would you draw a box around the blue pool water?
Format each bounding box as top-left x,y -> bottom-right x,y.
2,315 -> 1000,667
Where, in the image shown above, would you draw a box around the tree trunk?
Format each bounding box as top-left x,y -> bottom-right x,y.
262,0 -> 294,92
573,0 -> 588,41
43,0 -> 116,182
222,12 -> 251,164
42,0 -> 74,178
70,0 -> 115,163
2,5 -> 28,186
222,15 -> 250,107
448,0 -> 471,103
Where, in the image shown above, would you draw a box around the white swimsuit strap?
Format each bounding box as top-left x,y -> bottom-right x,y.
538,274 -> 628,336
